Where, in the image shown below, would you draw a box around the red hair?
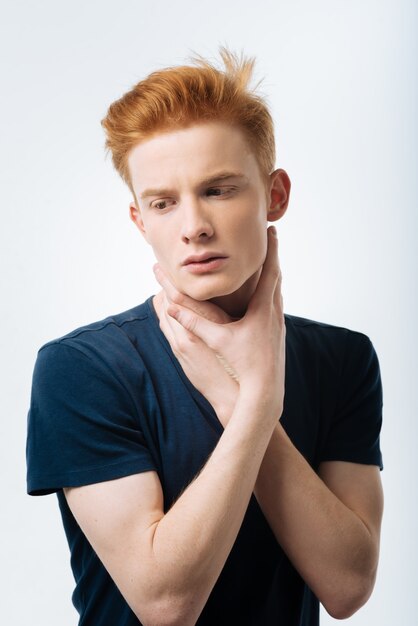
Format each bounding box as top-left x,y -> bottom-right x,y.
101,47 -> 276,196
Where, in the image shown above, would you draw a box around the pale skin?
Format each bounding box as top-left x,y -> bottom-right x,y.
154,260 -> 384,620
64,121 -> 384,625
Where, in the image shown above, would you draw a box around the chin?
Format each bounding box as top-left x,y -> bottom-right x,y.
180,273 -> 258,302
179,273 -> 252,302
182,284 -> 232,302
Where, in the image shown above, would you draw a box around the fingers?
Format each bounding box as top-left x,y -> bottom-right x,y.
248,226 -> 282,313
166,301 -> 228,352
158,290 -> 205,347
154,224 -> 283,337
153,265 -> 231,324
155,265 -> 233,352
158,295 -> 179,347
159,294 -> 200,358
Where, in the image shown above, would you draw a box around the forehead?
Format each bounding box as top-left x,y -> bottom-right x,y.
128,121 -> 260,194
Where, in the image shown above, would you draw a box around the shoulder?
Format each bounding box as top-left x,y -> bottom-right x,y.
31,297 -> 161,395
36,297 -> 158,364
285,311 -> 371,339
284,312 -> 376,363
40,298 -> 151,352
27,298 -> 160,496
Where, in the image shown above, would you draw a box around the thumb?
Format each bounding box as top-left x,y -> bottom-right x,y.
167,303 -> 226,350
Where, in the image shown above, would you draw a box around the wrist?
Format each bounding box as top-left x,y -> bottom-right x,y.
236,385 -> 283,424
213,392 -> 237,427
239,381 -> 282,408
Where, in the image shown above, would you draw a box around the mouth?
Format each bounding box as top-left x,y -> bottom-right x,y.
182,254 -> 228,274
182,252 -> 228,266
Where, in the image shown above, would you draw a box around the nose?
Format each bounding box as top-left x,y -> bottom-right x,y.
181,200 -> 214,243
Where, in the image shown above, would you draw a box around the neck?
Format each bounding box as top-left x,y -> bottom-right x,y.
208,268 -> 261,318
152,268 -> 262,322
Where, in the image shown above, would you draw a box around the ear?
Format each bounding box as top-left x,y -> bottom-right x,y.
129,202 -> 148,241
267,169 -> 291,222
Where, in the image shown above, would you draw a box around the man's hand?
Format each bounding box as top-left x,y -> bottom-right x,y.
65,228 -> 287,625
154,227 -> 383,621
154,225 -> 285,424
154,268 -> 238,426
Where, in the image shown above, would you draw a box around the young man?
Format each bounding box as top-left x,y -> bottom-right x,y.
26,48 -> 384,626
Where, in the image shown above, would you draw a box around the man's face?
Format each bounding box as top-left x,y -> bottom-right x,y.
128,121 -> 286,307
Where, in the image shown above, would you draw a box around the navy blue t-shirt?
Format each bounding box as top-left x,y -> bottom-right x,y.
26,296 -> 383,625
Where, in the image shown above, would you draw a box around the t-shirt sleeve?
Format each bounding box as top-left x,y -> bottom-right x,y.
26,341 -> 157,495
320,331 -> 384,470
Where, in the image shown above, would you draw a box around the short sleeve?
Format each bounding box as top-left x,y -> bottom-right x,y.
26,342 -> 157,495
320,332 -> 384,470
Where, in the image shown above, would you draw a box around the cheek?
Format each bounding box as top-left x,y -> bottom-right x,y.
256,235 -> 268,265
237,215 -> 268,266
144,234 -> 175,277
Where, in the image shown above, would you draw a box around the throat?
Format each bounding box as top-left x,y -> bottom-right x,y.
208,269 -> 261,319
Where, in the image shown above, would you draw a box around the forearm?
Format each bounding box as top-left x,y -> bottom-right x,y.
253,423 -> 379,618
148,390 -> 279,625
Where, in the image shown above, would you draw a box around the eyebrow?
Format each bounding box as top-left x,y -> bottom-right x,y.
139,171 -> 248,200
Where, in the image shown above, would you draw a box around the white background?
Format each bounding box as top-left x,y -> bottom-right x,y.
1,1 -> 417,624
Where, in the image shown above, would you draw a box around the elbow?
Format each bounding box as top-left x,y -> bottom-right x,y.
322,536 -> 380,620
135,596 -> 199,626
322,569 -> 377,620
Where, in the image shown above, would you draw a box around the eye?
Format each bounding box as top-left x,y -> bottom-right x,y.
206,187 -> 234,197
151,199 -> 173,210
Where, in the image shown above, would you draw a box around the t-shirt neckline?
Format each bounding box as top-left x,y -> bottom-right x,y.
145,295 -> 224,434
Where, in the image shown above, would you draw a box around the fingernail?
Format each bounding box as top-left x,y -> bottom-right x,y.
270,226 -> 277,237
153,264 -> 161,275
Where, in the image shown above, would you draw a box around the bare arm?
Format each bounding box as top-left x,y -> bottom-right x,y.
253,424 -> 384,619
65,227 -> 285,626
153,233 -> 384,621
65,392 -> 280,626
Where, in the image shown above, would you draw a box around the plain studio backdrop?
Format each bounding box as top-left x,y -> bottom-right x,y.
1,1 -> 416,624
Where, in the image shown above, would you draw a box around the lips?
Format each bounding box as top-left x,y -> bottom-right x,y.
182,252 -> 227,266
